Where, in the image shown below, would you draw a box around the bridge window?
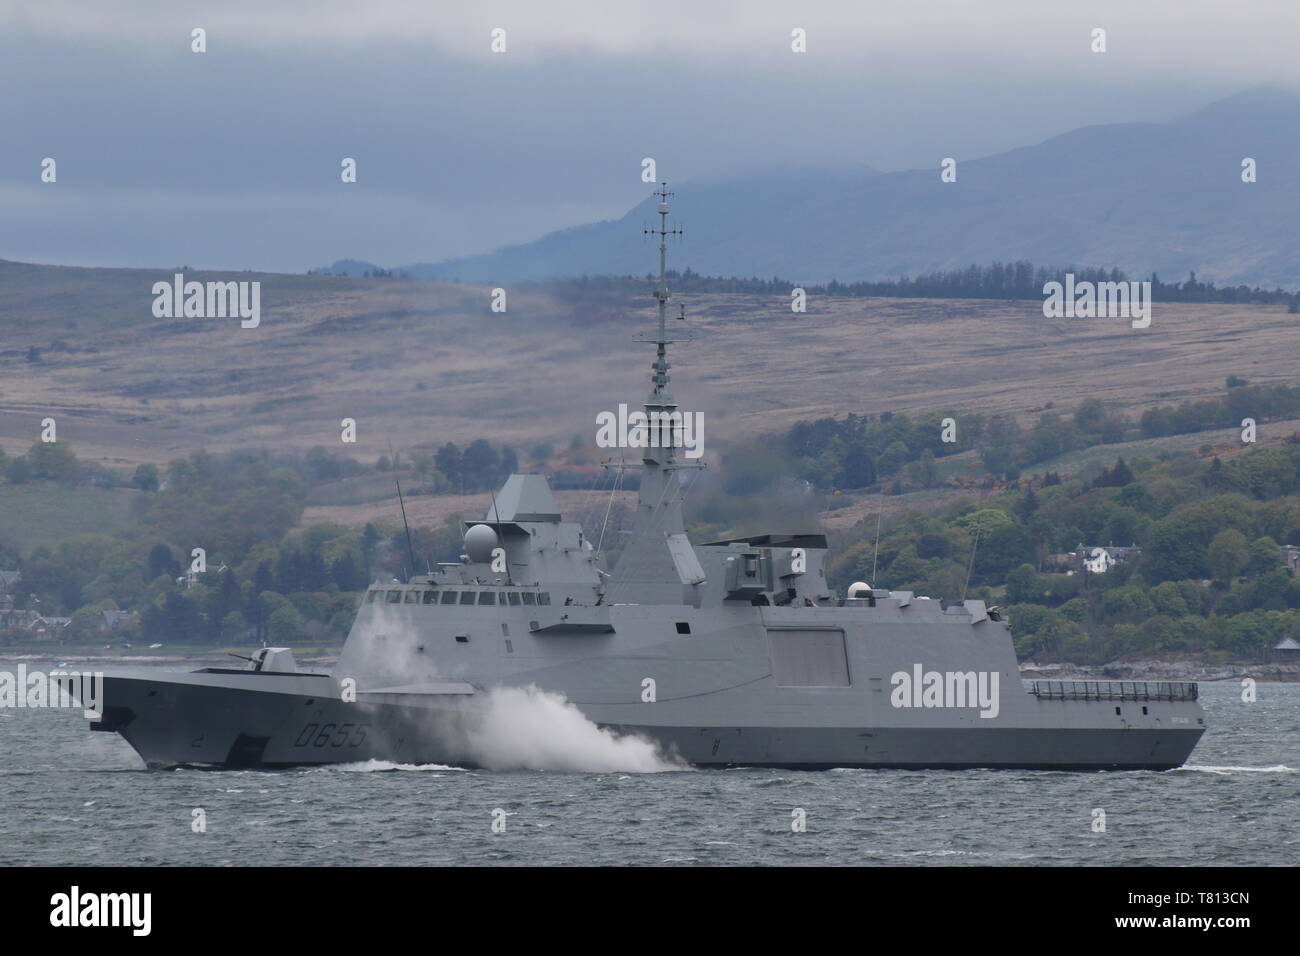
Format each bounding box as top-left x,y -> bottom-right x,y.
478,592 -> 496,606
386,590 -> 402,604
538,592 -> 552,606
366,590 -> 382,604
404,591 -> 419,604
522,592 -> 536,605
459,591 -> 476,605
440,590 -> 458,605
676,622 -> 691,634
507,592 -> 522,606
422,590 -> 438,605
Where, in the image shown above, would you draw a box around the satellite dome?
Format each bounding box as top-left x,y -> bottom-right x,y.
847,581 -> 873,599
464,524 -> 499,564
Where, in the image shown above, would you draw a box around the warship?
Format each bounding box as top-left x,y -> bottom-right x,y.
87,186 -> 1205,770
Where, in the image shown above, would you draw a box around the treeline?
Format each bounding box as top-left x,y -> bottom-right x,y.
824,440 -> 1300,662
736,379 -> 1300,494
526,264 -> 1300,307
1139,380 -> 1300,439
723,410 -> 983,495
417,440 -> 519,494
0,435 -> 520,497
0,446 -> 481,647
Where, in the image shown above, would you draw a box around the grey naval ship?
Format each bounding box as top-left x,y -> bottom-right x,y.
88,186 -> 1205,771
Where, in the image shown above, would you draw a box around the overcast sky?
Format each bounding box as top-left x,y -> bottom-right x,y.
2,0 -> 1298,272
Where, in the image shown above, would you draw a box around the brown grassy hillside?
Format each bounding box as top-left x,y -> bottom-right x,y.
1,259 -> 1294,476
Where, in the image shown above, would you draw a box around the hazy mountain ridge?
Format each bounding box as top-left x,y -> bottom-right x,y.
373,89 -> 1300,288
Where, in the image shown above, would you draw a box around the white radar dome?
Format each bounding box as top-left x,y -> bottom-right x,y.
464,524 -> 500,564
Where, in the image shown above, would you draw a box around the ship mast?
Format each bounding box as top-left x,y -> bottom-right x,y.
647,183 -> 681,410
607,183 -> 697,602
644,183 -> 683,448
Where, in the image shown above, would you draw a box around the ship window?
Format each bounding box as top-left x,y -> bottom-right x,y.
478,592 -> 496,606
1142,706 -> 1148,715
501,623 -> 510,636
522,592 -> 536,605
459,591 -> 476,605
676,622 -> 691,634
508,592 -> 522,606
538,592 -> 552,606
404,591 -> 419,604
1115,706 -> 1122,716
386,590 -> 402,604
505,639 -> 513,653
441,590 -> 458,605
422,590 -> 438,604
455,635 -> 469,644
366,590 -> 382,604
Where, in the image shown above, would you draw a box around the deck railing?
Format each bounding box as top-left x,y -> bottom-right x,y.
1027,679 -> 1198,702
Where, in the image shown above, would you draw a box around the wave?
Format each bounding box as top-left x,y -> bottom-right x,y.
1180,764 -> 1297,775
328,760 -> 469,773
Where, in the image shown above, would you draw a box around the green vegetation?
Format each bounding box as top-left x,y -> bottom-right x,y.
820,440 -> 1300,663
728,379 -> 1300,492
4,398 -> 1299,664
0,444 -> 475,648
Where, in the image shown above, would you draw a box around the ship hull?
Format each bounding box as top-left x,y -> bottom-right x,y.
91,670 -> 1204,771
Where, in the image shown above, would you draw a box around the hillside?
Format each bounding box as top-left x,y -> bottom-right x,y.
2,258 -> 1297,475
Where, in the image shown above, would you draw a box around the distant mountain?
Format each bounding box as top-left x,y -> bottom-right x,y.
379,88 -> 1300,289
310,258 -> 385,277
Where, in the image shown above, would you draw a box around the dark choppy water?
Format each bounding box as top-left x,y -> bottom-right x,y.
1,672 -> 1296,866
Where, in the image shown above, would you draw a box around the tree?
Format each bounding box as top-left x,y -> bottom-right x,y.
915,449 -> 938,488
26,441 -> 79,481
1005,563 -> 1041,605
435,443 -> 462,489
840,443 -> 876,489
1246,537 -> 1281,578
1014,487 -> 1039,522
979,414 -> 1022,476
147,544 -> 180,582
132,463 -> 160,491
1207,528 -> 1249,584
69,605 -> 105,642
329,549 -> 368,591
498,446 -> 518,479
266,604 -> 304,644
462,439 -> 498,491
1073,398 -> 1107,433
220,610 -> 247,642
878,440 -> 911,477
